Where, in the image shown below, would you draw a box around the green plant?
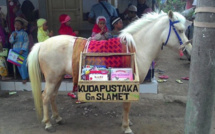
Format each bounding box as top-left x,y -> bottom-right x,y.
161,0 -> 186,12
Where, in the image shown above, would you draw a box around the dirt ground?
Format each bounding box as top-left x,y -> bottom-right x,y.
0,47 -> 214,134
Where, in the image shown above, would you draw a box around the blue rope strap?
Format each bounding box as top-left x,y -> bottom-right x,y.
163,20 -> 183,46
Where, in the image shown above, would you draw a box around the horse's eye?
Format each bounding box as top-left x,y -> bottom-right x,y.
178,30 -> 183,33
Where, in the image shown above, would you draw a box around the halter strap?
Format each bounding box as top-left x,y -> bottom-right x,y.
163,20 -> 183,46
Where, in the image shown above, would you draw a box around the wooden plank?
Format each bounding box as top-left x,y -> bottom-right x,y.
78,83 -> 139,102
82,53 -> 134,57
78,80 -> 139,84
78,52 -> 83,81
134,53 -> 140,81
52,9 -> 79,11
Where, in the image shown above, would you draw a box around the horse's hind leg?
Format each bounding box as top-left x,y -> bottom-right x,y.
122,102 -> 133,134
51,79 -> 64,124
42,81 -> 58,132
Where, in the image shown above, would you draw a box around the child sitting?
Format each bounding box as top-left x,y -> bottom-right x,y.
58,14 -> 79,36
9,17 -> 29,84
37,18 -> 53,42
110,16 -> 123,38
91,16 -> 111,41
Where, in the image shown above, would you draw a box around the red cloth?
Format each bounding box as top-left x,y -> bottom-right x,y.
8,3 -> 17,32
88,38 -> 122,53
58,24 -> 76,36
186,0 -> 193,9
86,38 -> 129,68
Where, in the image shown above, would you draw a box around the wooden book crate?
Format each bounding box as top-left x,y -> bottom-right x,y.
78,52 -> 139,102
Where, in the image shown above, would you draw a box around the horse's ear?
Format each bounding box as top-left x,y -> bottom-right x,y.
168,10 -> 173,19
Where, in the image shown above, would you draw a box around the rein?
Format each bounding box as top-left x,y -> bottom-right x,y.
163,19 -> 183,49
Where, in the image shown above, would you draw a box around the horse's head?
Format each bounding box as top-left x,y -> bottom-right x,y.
164,11 -> 192,61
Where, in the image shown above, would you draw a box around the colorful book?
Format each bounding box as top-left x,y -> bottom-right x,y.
7,49 -> 25,66
111,68 -> 133,81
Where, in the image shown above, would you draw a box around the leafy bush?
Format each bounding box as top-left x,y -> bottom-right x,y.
161,0 -> 186,12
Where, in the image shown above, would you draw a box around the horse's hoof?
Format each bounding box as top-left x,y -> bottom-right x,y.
122,127 -> 133,134
125,132 -> 134,134
45,126 -> 56,133
124,129 -> 134,134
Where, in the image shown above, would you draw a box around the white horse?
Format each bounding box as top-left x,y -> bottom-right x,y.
28,11 -> 192,134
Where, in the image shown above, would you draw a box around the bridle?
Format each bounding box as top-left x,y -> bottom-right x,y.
162,19 -> 183,49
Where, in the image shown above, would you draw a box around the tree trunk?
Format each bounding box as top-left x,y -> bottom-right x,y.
185,0 -> 215,134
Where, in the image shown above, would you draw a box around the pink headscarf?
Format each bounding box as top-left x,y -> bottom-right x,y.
59,14 -> 71,24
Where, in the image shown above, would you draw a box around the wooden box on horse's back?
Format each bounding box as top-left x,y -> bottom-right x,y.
78,52 -> 140,102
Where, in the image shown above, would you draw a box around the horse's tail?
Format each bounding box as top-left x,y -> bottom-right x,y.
27,42 -> 43,121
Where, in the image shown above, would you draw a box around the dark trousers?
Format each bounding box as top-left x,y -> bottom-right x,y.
144,69 -> 154,82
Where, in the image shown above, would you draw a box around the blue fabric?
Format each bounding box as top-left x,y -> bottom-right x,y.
17,59 -> 28,79
88,1 -> 118,31
9,29 -> 29,80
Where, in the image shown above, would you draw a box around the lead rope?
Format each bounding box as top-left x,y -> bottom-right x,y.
126,42 -> 130,53
84,37 -> 91,53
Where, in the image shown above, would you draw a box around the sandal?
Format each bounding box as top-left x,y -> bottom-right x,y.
176,79 -> 183,84
75,100 -> 82,104
181,77 -> 189,80
22,79 -> 27,84
159,75 -> 169,79
68,92 -> 77,99
157,79 -> 167,83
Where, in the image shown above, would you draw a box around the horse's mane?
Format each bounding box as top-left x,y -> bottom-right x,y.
121,12 -> 166,35
119,11 -> 186,51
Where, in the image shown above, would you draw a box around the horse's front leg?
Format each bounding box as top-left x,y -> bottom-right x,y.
122,102 -> 133,134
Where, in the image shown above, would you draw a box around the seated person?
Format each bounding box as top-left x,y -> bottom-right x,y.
91,16 -> 111,41
58,14 -> 79,36
110,16 -> 123,38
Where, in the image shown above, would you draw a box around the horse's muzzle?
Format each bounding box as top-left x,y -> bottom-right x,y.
182,48 -> 191,61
